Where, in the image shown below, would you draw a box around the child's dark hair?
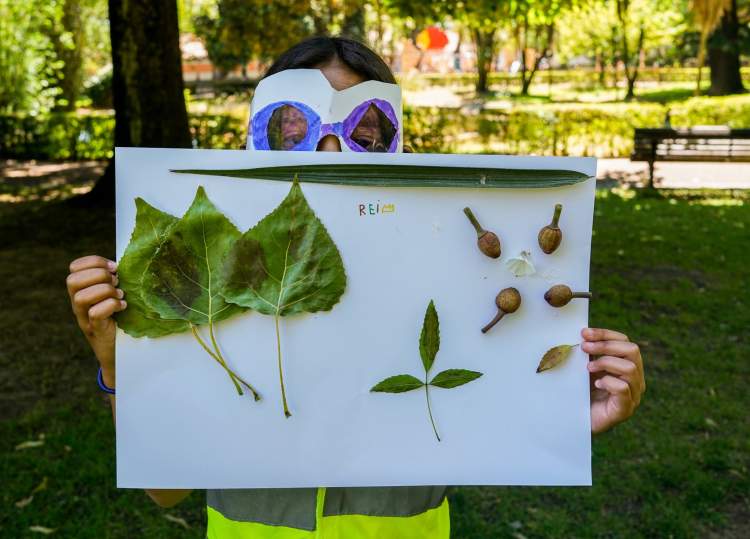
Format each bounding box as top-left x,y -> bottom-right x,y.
262,36 -> 396,84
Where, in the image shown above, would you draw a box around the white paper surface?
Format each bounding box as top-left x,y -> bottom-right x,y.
115,148 -> 596,488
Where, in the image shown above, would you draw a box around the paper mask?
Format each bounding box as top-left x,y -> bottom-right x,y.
247,69 -> 402,153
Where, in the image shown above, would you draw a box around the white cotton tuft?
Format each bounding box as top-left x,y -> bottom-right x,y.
506,250 -> 536,277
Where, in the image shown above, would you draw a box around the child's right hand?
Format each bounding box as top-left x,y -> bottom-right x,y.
66,256 -> 126,384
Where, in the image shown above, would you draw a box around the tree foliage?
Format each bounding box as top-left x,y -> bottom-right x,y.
193,0 -> 314,75
509,0 -> 571,95
0,1 -> 61,113
0,0 -> 110,114
557,0 -> 687,95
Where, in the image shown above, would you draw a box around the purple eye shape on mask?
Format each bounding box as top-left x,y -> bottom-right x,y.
251,99 -> 400,152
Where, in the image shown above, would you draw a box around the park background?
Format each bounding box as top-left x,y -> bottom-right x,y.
0,0 -> 748,537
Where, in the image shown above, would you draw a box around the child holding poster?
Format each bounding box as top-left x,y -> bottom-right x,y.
66,36 -> 645,538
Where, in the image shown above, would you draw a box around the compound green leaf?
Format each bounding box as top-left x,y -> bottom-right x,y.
221,179 -> 346,316
115,198 -> 189,338
370,300 -> 483,441
419,300 -> 439,373
371,374 -> 424,393
142,186 -> 246,326
429,369 -> 483,389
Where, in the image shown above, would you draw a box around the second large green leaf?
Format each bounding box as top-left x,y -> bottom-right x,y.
222,179 -> 346,417
141,186 -> 259,399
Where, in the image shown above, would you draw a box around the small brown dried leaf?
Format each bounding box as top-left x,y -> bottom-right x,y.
536,344 -> 578,373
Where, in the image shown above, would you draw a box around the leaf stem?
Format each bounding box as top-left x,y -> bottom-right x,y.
275,313 -> 291,418
424,375 -> 441,442
192,324 -> 261,400
208,321 -> 261,401
209,321 -> 261,400
192,325 -> 243,395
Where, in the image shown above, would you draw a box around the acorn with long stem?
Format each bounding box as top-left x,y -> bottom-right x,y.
481,287 -> 521,333
463,207 -> 501,259
544,284 -> 592,307
538,203 -> 563,254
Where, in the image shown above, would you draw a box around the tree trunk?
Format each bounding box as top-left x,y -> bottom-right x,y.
708,0 -> 745,96
609,25 -> 618,89
596,51 -> 605,87
84,0 -> 191,206
474,29 -> 496,94
518,18 -> 529,95
624,25 -> 644,101
520,23 -> 553,96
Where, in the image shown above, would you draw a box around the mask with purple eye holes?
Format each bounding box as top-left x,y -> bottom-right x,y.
246,69 -> 403,153
253,99 -> 399,152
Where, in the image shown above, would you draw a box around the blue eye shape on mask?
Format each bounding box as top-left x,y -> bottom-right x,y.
250,98 -> 400,153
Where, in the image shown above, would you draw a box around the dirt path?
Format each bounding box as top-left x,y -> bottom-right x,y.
0,159 -> 106,203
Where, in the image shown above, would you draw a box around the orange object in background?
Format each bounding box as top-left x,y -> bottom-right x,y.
416,26 -> 449,50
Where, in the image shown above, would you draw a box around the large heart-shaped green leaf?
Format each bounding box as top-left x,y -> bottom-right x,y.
220,179 -> 346,417
115,198 -> 189,338
142,186 -> 246,326
221,180 -> 346,316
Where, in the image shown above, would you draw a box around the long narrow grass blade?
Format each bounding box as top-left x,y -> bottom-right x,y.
171,164 -> 591,189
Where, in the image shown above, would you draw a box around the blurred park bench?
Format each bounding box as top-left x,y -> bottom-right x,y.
632,126 -> 750,187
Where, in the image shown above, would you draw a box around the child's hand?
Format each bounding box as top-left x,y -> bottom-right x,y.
582,328 -> 645,434
66,256 -> 126,385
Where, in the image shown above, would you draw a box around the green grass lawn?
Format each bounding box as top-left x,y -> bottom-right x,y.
1,185 -> 748,538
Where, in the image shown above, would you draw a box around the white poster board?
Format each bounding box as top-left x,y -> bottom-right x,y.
115,148 -> 596,488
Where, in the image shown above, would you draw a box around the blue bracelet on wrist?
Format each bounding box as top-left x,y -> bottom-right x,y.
97,367 -> 116,395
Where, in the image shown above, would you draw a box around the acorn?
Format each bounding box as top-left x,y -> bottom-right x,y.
481,287 -> 521,333
463,207 -> 501,259
538,203 -> 563,254
544,284 -> 592,307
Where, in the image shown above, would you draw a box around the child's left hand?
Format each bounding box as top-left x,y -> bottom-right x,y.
582,328 -> 646,434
